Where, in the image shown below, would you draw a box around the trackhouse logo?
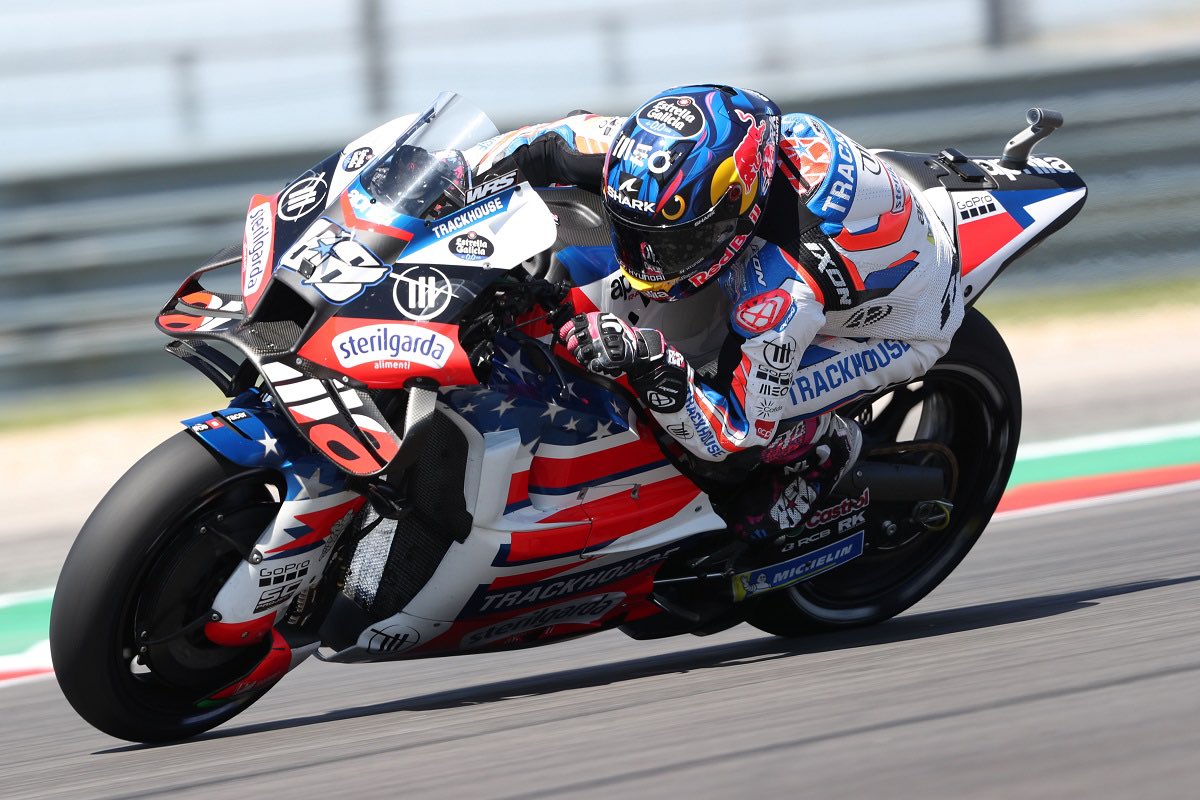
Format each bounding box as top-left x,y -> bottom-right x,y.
462,547 -> 679,617
460,593 -> 624,648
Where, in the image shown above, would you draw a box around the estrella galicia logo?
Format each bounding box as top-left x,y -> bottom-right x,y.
342,146 -> 374,172
635,95 -> 706,140
278,174 -> 329,221
762,336 -> 798,370
392,264 -> 454,321
449,231 -> 494,262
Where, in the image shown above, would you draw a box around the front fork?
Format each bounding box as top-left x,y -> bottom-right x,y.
182,391 -> 364,702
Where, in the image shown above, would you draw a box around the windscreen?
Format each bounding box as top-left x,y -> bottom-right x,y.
358,92 -> 500,221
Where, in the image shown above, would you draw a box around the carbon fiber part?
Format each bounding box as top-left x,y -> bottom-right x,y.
365,412 -> 473,620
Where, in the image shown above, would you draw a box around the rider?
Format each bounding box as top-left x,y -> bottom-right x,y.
463,85 -> 964,542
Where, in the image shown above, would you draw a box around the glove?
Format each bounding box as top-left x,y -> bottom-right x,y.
559,312 -> 644,377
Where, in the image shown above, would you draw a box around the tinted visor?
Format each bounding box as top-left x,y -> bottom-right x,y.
610,196 -> 741,284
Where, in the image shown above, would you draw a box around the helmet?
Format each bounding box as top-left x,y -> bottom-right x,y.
602,85 -> 780,301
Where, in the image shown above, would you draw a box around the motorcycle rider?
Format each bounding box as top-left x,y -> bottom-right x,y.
464,85 -> 964,542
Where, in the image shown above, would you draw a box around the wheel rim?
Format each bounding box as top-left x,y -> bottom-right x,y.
110,471 -> 281,719
783,358 -> 1017,621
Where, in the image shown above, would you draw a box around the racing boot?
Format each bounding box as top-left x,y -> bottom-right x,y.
731,412 -> 862,543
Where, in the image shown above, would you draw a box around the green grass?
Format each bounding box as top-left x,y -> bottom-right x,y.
975,276 -> 1200,324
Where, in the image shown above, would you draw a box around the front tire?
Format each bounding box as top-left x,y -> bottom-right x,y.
745,309 -> 1021,635
51,431 -> 283,742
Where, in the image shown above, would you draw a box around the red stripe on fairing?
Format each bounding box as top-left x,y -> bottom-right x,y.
577,474 -> 699,543
207,629 -> 293,701
568,286 -> 600,314
958,210 -> 1024,275
339,192 -> 415,242
205,613 -> 276,647
490,557 -> 595,589
265,497 -> 365,555
500,474 -> 701,566
529,434 -> 667,491
998,464 -> 1200,513
503,525 -> 594,571
507,471 -> 530,507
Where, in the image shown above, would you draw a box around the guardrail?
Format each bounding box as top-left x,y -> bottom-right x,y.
1,50 -> 1198,399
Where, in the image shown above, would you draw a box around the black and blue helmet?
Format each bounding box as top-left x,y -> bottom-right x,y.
602,85 -> 780,301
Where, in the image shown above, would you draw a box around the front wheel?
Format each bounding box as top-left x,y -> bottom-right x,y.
744,309 -> 1021,636
50,431 -> 284,742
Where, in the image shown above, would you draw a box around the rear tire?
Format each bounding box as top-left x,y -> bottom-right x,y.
745,309 -> 1021,636
50,431 -> 283,742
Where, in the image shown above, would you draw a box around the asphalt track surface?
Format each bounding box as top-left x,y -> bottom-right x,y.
1,484 -> 1197,799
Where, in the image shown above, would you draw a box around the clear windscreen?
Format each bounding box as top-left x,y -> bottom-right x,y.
359,92 -> 500,220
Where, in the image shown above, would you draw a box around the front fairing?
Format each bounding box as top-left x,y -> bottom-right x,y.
158,93 -> 558,477
280,178 -> 556,388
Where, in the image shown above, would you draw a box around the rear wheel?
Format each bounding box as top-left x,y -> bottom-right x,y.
50,431 -> 284,742
745,309 -> 1021,635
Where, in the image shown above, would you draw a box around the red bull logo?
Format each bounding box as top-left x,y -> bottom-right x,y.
732,109 -> 766,191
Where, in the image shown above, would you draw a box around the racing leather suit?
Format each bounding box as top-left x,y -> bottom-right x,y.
465,112 -> 965,537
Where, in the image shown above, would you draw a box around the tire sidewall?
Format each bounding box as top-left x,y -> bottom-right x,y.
745,309 -> 1022,635
50,430 -> 268,742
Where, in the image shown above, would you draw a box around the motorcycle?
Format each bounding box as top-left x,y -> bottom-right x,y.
49,93 -> 1086,742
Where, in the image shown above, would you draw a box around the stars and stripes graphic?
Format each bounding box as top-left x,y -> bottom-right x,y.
441,333 -> 634,447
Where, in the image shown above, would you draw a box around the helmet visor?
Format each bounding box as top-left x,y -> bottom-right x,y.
609,196 -> 741,286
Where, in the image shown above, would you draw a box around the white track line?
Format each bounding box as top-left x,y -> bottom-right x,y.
1017,420 -> 1200,460
0,641 -> 54,688
0,587 -> 53,609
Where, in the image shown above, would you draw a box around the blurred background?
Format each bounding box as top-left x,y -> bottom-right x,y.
0,0 -> 1197,410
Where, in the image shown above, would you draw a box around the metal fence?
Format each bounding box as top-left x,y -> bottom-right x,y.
6,0 -> 1195,177
1,49 -> 1198,399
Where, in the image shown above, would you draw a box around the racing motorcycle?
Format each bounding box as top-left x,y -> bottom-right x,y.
50,93 -> 1087,742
